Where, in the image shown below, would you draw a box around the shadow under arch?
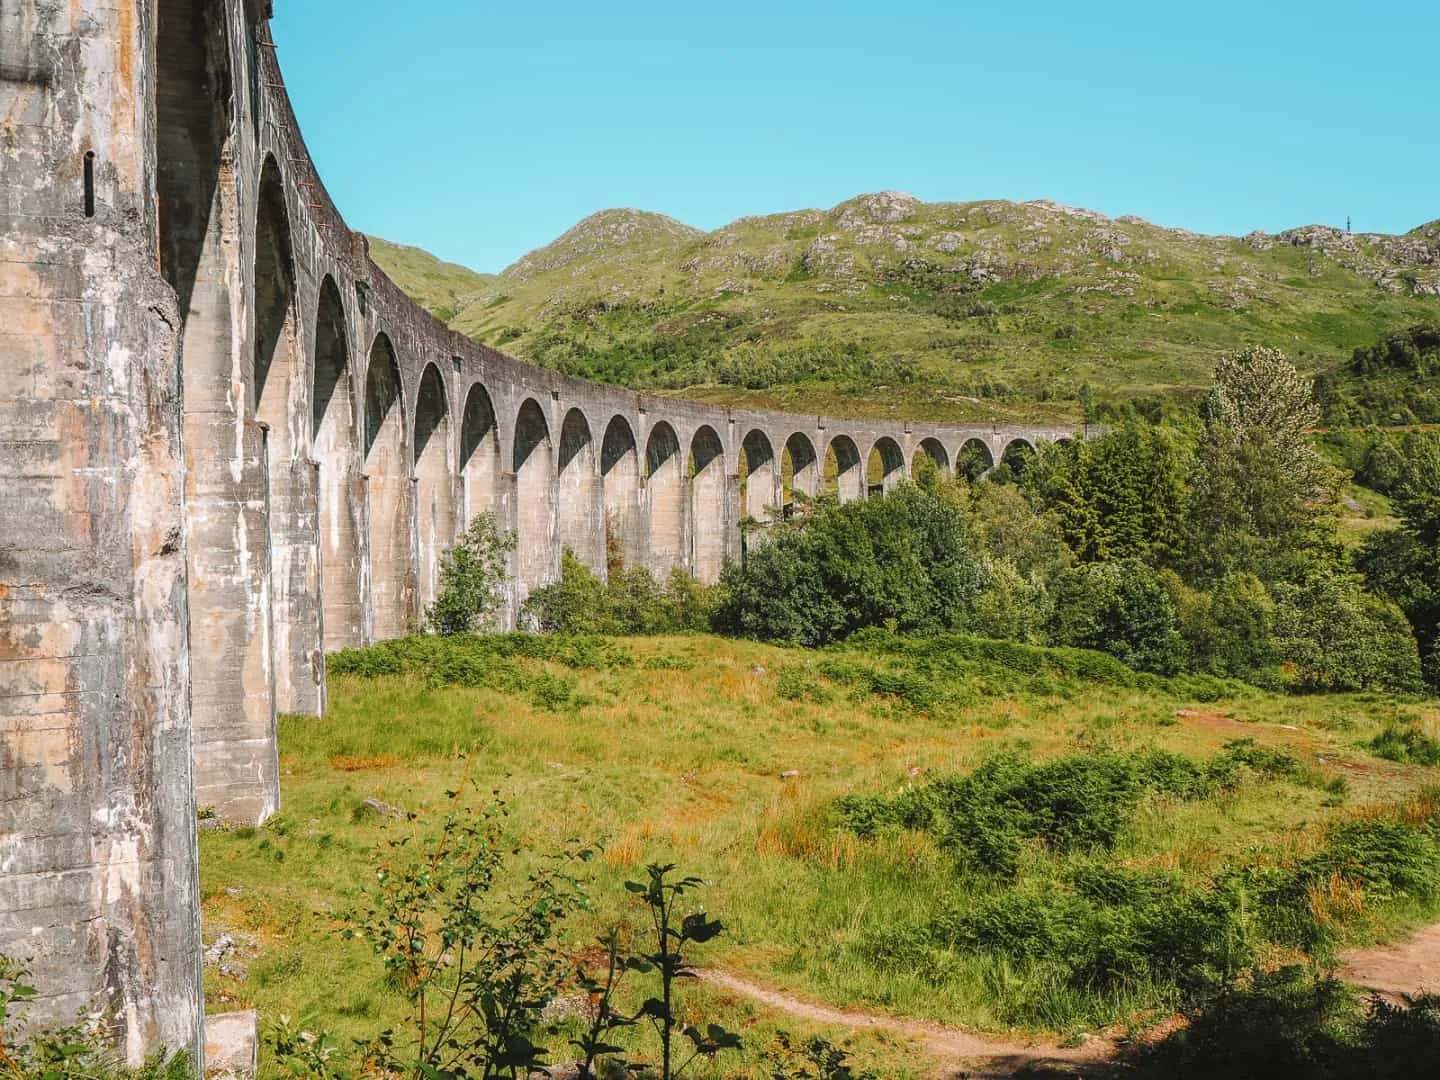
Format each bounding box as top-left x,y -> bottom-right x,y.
867,436 -> 905,495
253,154 -> 320,714
558,408 -> 603,573
645,421 -> 684,576
312,275 -> 363,652
413,363 -> 453,618
824,435 -> 864,502
690,425 -> 727,583
783,432 -> 819,511
364,332 -> 412,641
957,438 -> 995,482
459,381 -> 501,525
601,416 -> 640,577
912,437 -> 949,481
513,398 -> 555,602
739,429 -> 775,523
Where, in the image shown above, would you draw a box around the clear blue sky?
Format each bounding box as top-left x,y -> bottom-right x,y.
272,0 -> 1439,274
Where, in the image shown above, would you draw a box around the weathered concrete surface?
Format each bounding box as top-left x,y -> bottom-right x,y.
1,0 -> 1092,1061
0,0 -> 203,1060
203,1011 -> 258,1078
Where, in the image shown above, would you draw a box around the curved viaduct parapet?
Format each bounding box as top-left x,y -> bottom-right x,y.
0,1 -> 1094,1055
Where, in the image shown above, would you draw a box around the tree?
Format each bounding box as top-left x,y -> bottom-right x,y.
1046,559 -> 1187,674
1025,419 -> 1194,564
1272,570 -> 1423,693
1187,347 -> 1340,581
426,512 -> 516,635
713,484 -> 989,646
1360,433 -> 1440,686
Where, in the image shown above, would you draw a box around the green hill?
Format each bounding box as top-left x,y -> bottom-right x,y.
370,194 -> 1440,422
365,236 -> 497,323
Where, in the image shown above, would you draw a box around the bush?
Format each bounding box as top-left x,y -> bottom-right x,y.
713,483 -> 989,647
1272,570 -> 1424,693
835,748 -> 1256,878
522,551 -> 718,635
426,512 -> 515,634
1109,968 -> 1440,1080
1047,559 -> 1188,674
1365,724 -> 1440,766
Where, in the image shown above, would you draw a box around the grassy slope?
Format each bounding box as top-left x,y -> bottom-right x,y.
200,634 -> 1439,1077
364,237 -> 496,323
369,197 -> 1440,423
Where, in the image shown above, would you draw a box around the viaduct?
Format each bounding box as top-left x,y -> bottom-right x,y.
0,0 -> 1085,1062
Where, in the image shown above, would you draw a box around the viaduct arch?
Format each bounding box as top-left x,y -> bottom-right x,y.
0,0 -> 1092,1057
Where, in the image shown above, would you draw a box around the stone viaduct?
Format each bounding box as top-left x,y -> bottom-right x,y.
0,0 -> 1087,1063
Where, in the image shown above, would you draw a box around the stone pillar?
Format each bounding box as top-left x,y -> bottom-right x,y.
0,0 -> 203,1059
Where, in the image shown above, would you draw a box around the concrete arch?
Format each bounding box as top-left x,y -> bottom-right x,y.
254,154 -> 319,717
513,398 -> 556,602
868,436 -> 906,494
169,0 -> 280,829
825,435 -> 865,502
602,415 -> 641,576
645,421 -> 685,575
783,432 -> 819,507
956,437 -> 995,482
363,333 -> 413,640
911,437 -> 949,481
690,425 -> 727,583
459,381 -> 501,526
313,276 -> 362,652
740,429 -> 776,522
413,363 -> 454,618
558,408 -> 604,574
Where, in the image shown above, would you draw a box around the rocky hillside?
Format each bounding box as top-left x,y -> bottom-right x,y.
371,194 -> 1440,422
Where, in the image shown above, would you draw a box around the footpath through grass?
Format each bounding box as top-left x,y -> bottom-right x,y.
199,632 -> 1440,1077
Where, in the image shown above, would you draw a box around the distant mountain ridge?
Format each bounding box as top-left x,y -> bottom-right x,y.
370,193 -> 1440,423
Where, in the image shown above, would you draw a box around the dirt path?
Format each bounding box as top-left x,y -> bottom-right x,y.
1340,923 -> 1440,997
700,970 -> 1109,1078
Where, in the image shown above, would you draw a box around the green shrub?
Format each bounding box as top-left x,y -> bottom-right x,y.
1365,724 -> 1440,766
1046,559 -> 1188,674
426,512 -> 515,634
1272,570 -> 1424,693
713,483 -> 988,646
836,749 -> 1241,877
523,550 -> 718,635
1110,967 -> 1440,1080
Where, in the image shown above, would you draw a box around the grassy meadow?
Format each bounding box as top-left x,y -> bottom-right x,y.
200,632 -> 1440,1077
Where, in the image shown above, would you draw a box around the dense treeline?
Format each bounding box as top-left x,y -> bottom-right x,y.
1316,323 -> 1440,426
713,344 -> 1434,694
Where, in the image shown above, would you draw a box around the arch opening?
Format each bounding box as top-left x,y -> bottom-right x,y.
253,157 -> 318,714
824,435 -> 864,502
557,409 -> 603,574
364,335 -> 412,640
460,383 -> 500,526
997,439 -> 1036,482
513,399 -> 555,602
689,426 -> 727,583
739,430 -> 775,523
601,416 -> 640,578
645,422 -> 684,576
957,438 -> 995,482
911,437 -> 949,482
414,365 -> 453,618
782,433 -> 818,515
867,437 -> 906,496
313,277 -> 362,652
